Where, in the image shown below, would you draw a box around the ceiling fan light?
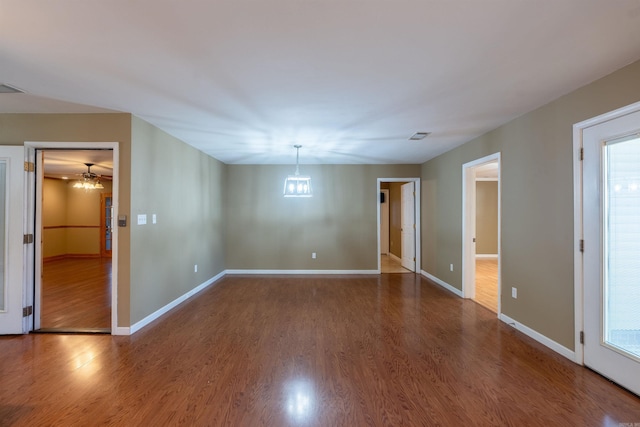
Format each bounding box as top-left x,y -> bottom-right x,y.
72,162 -> 105,190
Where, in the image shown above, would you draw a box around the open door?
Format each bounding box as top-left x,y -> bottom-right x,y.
0,146 -> 27,334
101,193 -> 113,258
401,182 -> 415,271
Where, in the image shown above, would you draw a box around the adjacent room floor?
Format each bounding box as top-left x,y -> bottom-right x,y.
1,274 -> 638,425
474,257 -> 498,313
40,258 -> 111,331
380,253 -> 412,273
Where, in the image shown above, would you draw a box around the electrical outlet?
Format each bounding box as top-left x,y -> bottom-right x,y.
450,264 -> 453,272
312,252 -> 317,259
194,264 -> 198,273
512,287 -> 517,299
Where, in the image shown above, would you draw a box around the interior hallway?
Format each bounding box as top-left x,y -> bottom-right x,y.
380,254 -> 412,273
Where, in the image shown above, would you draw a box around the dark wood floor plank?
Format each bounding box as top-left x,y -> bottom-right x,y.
1,273 -> 639,426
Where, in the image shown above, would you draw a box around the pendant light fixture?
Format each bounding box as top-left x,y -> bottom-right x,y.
72,163 -> 105,190
283,145 -> 312,197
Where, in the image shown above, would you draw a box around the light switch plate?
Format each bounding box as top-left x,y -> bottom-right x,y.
137,214 -> 147,225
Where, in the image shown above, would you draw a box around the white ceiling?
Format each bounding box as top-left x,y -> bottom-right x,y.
475,162 -> 499,179
2,1 -> 640,165
43,150 -> 113,179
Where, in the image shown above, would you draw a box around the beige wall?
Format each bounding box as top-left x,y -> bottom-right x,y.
43,178 -> 113,258
475,181 -> 498,255
42,178 -> 67,258
129,117 -> 227,324
0,113 -> 133,326
226,165 -> 420,270
421,59 -> 640,350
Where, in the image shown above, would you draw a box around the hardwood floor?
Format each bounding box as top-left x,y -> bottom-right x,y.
474,257 -> 498,313
40,258 -> 111,331
1,274 -> 639,425
380,253 -> 411,273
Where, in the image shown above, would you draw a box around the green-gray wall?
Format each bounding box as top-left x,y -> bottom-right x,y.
130,117 -> 226,324
0,113 -> 133,326
421,59 -> 640,350
226,164 -> 420,270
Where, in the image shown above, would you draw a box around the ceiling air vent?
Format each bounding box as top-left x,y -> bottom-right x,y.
0,84 -> 24,94
409,132 -> 430,141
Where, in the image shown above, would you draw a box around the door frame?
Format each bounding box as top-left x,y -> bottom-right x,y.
573,99 -> 640,365
377,178 -> 421,274
25,141 -> 120,334
462,153 -> 501,315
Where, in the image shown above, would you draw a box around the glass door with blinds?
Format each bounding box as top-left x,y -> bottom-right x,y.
602,136 -> 640,360
583,108 -> 640,396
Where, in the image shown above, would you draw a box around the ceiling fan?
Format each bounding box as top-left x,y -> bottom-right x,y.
73,163 -> 107,189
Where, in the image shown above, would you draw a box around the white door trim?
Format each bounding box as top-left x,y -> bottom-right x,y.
462,153 -> 501,316
24,141 -> 120,335
573,99 -> 640,365
377,178 -> 421,274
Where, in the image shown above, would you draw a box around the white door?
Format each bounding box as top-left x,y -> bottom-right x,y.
380,189 -> 389,255
401,182 -> 415,271
583,109 -> 640,395
0,146 -> 26,334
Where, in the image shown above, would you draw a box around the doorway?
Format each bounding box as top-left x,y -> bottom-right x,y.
378,178 -> 420,274
37,149 -> 113,332
462,154 -> 501,315
575,101 -> 640,396
24,142 -> 119,334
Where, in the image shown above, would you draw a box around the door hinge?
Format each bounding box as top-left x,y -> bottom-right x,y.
23,306 -> 33,317
23,234 -> 34,244
580,331 -> 584,344
579,148 -> 584,161
24,161 -> 35,172
579,239 -> 584,252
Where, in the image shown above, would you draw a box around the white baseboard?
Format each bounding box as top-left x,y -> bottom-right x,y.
476,254 -> 498,259
128,271 -> 226,335
499,313 -> 575,362
112,326 -> 130,336
421,270 -> 463,297
225,269 -> 378,275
